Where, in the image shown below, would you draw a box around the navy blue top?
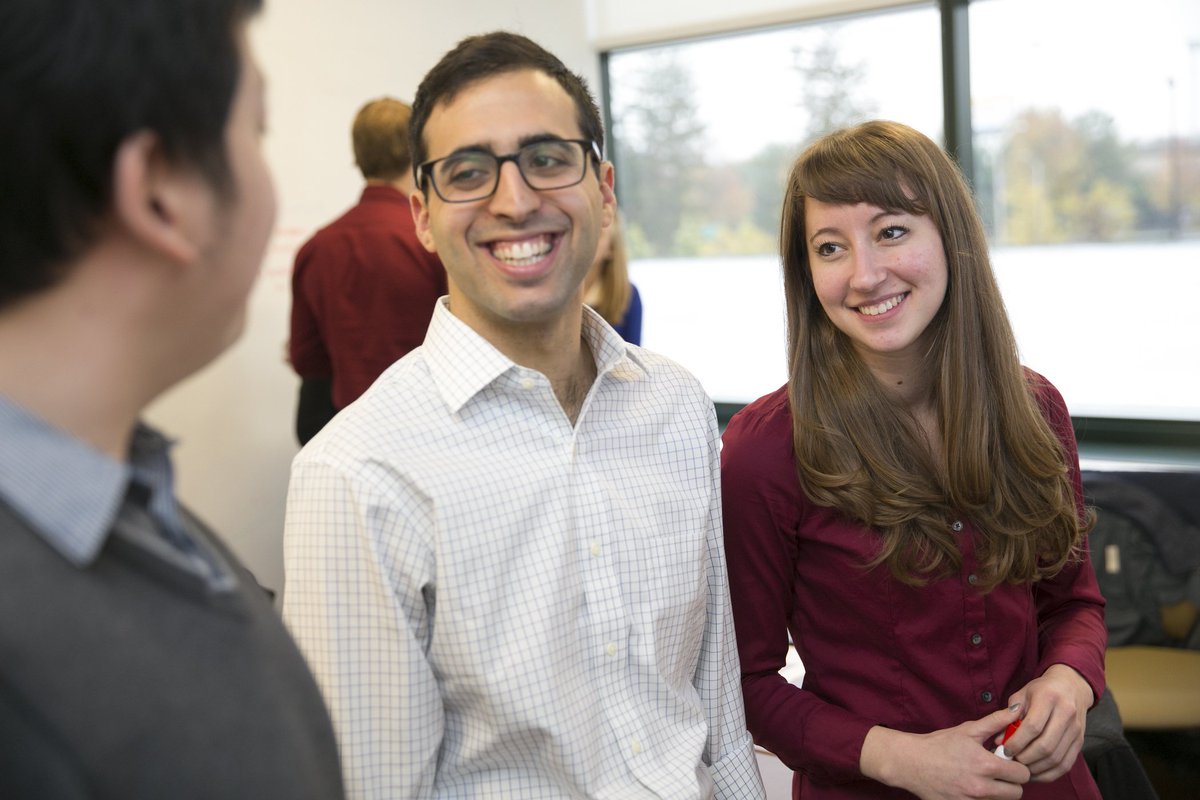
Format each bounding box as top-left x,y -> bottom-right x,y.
611,284 -> 643,345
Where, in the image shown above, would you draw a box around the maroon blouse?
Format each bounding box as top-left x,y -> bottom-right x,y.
721,374 -> 1106,799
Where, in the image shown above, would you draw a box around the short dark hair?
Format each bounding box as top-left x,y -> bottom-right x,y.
352,98 -> 413,181
409,31 -> 604,190
0,0 -> 264,308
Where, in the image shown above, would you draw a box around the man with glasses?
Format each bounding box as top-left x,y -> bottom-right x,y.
282,31 -> 766,799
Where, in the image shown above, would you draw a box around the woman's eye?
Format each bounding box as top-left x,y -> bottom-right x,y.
880,225 -> 909,241
815,242 -> 839,257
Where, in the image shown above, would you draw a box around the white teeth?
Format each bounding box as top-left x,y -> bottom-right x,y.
859,293 -> 906,316
492,237 -> 551,266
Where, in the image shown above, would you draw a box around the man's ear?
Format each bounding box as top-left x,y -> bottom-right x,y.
410,188 -> 438,254
599,160 -> 617,230
111,130 -> 211,265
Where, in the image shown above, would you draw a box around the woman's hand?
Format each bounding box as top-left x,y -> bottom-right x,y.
860,706 -> 1030,799
1001,664 -> 1094,782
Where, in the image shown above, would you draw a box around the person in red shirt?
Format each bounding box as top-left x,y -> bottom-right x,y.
721,120 -> 1107,799
288,97 -> 447,444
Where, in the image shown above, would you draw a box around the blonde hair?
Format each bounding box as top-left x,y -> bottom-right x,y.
590,215 -> 633,327
780,120 -> 1089,590
352,97 -> 412,181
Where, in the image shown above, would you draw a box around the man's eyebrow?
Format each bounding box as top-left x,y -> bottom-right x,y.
438,143 -> 492,160
517,133 -> 575,148
435,133 -> 573,161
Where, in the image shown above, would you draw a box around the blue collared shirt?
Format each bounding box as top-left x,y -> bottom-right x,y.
0,395 -> 232,591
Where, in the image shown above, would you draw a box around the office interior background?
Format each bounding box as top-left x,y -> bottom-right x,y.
140,0 -> 1198,794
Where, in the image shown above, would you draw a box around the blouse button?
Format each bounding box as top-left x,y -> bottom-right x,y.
971,633 -> 983,646
981,690 -> 994,703
968,574 -> 979,585
952,520 -> 964,532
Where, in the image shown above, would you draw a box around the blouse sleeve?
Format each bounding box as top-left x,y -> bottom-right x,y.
1028,373 -> 1108,704
721,399 -> 878,785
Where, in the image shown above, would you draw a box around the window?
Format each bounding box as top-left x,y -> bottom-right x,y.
605,4 -> 942,403
603,0 -> 1200,423
970,0 -> 1200,421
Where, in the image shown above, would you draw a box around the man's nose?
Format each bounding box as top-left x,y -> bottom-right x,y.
487,161 -> 539,220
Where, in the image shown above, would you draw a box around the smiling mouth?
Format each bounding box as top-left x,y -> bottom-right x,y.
857,293 -> 908,316
490,234 -> 553,267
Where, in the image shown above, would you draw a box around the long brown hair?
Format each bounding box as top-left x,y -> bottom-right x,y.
780,120 -> 1089,590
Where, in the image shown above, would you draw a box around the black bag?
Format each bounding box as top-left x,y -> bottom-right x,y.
1083,471 -> 1200,649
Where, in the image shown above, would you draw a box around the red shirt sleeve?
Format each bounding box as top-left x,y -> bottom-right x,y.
721,390 -> 878,784
1027,372 -> 1108,704
288,236 -> 334,379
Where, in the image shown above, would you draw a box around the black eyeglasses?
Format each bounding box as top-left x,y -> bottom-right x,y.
416,139 -> 601,203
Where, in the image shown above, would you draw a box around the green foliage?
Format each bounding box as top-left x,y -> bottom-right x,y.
672,217 -> 777,257
792,28 -> 878,142
996,108 -> 1152,244
611,42 -> 1198,258
622,221 -> 655,260
610,52 -> 707,257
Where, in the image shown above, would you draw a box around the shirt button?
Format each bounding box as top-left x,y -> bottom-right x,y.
631,739 -> 643,755
606,643 -> 617,657
952,520 -> 964,531
971,633 -> 983,646
520,377 -> 536,390
968,574 -> 979,585
590,542 -> 601,557
982,690 -> 994,703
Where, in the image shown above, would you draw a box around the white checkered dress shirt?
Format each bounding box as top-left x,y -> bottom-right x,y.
282,299 -> 765,799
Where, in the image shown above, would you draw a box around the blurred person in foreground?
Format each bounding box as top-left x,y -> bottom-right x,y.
0,1 -> 344,797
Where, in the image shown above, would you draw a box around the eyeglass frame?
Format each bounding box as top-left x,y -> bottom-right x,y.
415,138 -> 603,204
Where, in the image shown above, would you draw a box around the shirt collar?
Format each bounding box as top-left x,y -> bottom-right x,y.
423,298 -> 647,414
0,395 -> 176,567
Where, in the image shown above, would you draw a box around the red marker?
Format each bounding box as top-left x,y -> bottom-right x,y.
994,719 -> 1021,760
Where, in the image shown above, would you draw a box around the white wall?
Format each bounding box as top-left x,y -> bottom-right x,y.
144,0 -> 593,595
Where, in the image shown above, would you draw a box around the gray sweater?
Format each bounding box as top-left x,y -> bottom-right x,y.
0,500 -> 345,799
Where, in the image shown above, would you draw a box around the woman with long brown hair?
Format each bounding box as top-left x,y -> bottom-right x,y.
722,121 -> 1106,799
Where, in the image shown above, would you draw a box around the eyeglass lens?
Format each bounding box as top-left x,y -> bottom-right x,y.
431,140 -> 589,201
